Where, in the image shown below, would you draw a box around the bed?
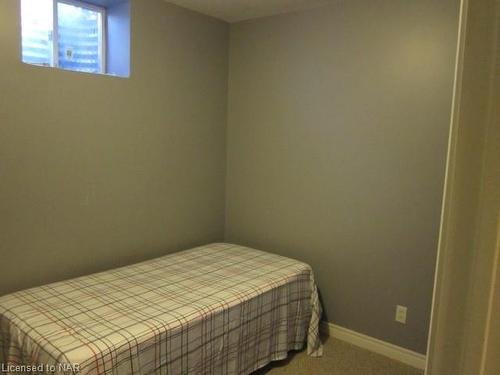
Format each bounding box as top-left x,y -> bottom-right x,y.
0,243 -> 322,375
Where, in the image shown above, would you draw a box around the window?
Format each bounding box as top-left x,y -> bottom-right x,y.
21,0 -> 130,77
57,1 -> 105,73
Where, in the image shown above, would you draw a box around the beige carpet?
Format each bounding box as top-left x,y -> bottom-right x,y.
253,337 -> 424,375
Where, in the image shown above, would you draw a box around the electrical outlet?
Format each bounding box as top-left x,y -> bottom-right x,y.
395,305 -> 407,324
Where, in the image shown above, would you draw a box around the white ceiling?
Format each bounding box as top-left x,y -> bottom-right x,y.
164,0 -> 336,23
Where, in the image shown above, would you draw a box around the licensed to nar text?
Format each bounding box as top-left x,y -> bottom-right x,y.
1,363 -> 80,374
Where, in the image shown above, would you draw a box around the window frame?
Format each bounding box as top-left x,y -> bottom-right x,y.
23,0 -> 107,73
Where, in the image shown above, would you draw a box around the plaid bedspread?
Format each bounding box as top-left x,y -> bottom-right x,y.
0,243 -> 322,375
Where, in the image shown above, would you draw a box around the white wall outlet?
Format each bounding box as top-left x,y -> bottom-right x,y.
395,305 -> 407,324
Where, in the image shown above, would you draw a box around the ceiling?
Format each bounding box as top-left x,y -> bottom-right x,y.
164,0 -> 336,23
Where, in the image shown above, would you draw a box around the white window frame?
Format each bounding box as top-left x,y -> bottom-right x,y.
51,0 -> 107,73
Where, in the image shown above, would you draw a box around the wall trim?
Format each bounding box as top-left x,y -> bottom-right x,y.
321,322 -> 427,370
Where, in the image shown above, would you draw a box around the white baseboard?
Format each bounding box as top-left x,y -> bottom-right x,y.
320,322 -> 427,370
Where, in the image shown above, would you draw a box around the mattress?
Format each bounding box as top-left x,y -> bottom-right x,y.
0,243 -> 322,375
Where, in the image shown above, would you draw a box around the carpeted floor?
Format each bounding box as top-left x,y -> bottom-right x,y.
253,337 -> 424,375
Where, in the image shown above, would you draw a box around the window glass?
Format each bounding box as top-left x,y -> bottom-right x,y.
57,2 -> 103,73
21,0 -> 53,66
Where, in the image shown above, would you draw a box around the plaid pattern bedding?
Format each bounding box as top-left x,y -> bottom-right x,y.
0,243 -> 322,375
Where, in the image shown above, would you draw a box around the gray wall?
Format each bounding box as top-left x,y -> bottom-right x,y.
0,0 -> 228,295
225,0 -> 459,353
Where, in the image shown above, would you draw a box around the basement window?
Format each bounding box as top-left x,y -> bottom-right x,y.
21,0 -> 130,77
